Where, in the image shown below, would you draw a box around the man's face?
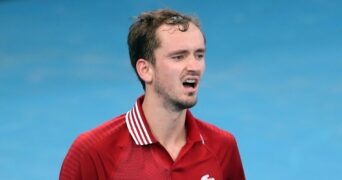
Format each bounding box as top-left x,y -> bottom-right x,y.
151,23 -> 206,111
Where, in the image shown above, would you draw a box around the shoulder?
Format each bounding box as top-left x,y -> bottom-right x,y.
63,114 -> 128,169
194,117 -> 240,162
194,118 -> 245,179
72,113 -> 128,152
60,114 -> 128,178
195,118 -> 237,146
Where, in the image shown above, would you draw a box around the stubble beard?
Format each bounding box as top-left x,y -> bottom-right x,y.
154,79 -> 197,112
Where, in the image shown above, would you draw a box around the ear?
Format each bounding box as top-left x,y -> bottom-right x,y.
136,58 -> 153,84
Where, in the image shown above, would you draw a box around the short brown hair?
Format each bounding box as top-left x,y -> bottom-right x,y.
127,9 -> 203,89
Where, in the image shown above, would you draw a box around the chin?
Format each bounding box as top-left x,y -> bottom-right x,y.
177,98 -> 198,109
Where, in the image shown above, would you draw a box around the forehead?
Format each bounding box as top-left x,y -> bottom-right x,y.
155,23 -> 205,50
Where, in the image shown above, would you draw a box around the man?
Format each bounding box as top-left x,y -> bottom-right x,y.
60,9 -> 245,180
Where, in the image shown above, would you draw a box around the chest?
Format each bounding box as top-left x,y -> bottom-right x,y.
99,143 -> 223,180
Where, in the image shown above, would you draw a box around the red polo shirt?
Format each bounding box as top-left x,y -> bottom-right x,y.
60,96 -> 245,180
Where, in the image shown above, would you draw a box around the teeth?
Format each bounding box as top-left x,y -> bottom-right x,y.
185,79 -> 196,83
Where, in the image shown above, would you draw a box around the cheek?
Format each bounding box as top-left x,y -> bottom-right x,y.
154,66 -> 176,83
200,61 -> 206,74
158,63 -> 179,76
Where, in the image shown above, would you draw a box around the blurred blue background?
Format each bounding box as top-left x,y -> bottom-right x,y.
1,0 -> 341,179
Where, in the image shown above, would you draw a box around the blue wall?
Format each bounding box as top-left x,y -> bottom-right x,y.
1,0 -> 341,179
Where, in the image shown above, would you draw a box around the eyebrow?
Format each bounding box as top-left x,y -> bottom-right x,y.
196,48 -> 206,53
168,48 -> 206,56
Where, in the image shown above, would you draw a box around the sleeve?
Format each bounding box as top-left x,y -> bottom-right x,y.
222,134 -> 245,180
59,135 -> 98,180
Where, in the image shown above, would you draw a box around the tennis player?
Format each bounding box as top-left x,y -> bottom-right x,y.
60,9 -> 245,180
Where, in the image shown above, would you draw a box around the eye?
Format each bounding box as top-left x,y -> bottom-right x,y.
195,53 -> 205,60
172,55 -> 185,60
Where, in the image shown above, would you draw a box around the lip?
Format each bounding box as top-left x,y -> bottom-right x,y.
183,86 -> 198,95
182,76 -> 200,93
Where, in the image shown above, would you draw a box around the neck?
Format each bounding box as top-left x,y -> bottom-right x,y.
142,92 -> 187,160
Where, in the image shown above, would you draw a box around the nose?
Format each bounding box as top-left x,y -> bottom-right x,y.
185,54 -> 205,73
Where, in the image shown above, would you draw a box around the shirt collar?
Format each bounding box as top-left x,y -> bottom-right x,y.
125,95 -> 203,146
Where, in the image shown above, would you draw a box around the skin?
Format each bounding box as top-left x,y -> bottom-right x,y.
136,22 -> 206,160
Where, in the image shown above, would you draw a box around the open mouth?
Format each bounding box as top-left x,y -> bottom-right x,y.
182,79 -> 197,88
